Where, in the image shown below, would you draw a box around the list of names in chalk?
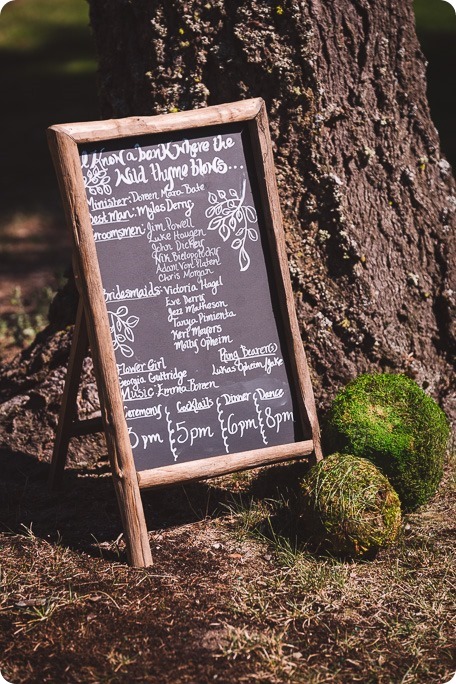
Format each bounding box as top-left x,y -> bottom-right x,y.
80,125 -> 299,471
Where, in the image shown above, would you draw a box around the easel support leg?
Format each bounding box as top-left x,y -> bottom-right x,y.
112,470 -> 153,567
49,299 -> 88,490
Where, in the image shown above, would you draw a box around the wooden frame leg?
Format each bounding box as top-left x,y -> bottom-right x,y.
48,299 -> 88,490
48,299 -> 153,566
112,470 -> 153,567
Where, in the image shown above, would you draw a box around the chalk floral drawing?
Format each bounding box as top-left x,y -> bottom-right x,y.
205,179 -> 258,271
83,166 -> 112,196
108,306 -> 139,358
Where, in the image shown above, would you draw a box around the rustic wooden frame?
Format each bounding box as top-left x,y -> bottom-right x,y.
47,98 -> 321,567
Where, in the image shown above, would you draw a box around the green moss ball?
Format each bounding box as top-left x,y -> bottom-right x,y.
301,453 -> 402,557
324,373 -> 450,511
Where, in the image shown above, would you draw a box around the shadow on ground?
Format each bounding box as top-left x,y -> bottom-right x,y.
0,447 -> 313,563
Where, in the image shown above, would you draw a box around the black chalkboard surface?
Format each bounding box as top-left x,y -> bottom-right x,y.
48,99 -> 321,566
80,123 -> 300,470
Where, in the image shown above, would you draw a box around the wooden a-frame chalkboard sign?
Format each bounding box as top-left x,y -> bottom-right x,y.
47,99 -> 322,567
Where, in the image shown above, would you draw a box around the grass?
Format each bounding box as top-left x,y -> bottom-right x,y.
0,285 -> 55,348
221,460 -> 455,683
0,0 -> 96,352
0,0 -> 98,218
226,542 -> 455,682
0,0 -> 94,51
0,451 -> 454,681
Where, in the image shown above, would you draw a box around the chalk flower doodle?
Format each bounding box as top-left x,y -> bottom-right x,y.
205,179 -> 258,271
83,166 -> 112,196
108,306 -> 139,358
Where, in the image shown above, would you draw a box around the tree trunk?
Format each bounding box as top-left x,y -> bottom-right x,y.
77,0 -> 456,416
1,0 -> 454,462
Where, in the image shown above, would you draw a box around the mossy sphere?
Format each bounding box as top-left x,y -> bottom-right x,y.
301,453 -> 402,557
324,374 -> 450,511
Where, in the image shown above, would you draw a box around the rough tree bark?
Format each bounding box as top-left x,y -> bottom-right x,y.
1,0 -> 454,463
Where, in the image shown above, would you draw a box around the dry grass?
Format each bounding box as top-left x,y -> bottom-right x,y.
222,535 -> 455,683
0,449 -> 454,682
219,456 -> 456,683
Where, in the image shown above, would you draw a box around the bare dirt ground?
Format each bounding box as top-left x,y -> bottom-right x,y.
0,447 -> 454,683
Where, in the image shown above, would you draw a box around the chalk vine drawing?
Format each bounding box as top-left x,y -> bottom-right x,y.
83,166 -> 112,196
205,179 -> 258,272
253,391 -> 268,447
164,407 -> 179,461
108,306 -> 139,358
215,397 -> 229,453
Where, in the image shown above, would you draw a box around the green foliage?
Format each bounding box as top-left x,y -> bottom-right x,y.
301,453 -> 402,558
323,374 -> 450,511
0,286 -> 54,348
0,0 -> 94,53
0,0 -> 98,221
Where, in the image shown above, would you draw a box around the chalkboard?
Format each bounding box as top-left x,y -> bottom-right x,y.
79,123 -> 301,471
48,99 -> 321,566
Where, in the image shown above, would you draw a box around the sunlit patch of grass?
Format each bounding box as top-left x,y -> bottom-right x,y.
0,284 -> 55,352
0,0 -> 93,52
224,495 -> 274,539
222,624 -> 315,683
0,0 -> 97,89
106,648 -> 137,673
219,458 -> 456,682
224,528 -> 455,681
56,58 -> 96,75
